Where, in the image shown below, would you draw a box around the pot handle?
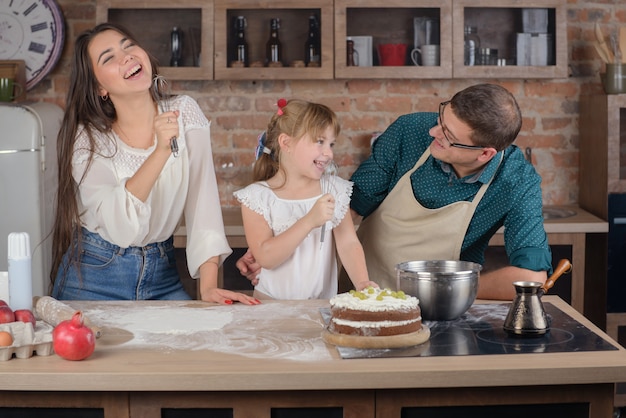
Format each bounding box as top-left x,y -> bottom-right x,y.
541,259 -> 572,295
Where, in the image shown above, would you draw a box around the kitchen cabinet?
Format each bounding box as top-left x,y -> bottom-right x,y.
214,0 -> 334,80
95,0 -> 213,80
580,94 -> 626,407
579,94 -> 626,221
0,298 -> 622,418
334,0 -> 452,79
579,94 -> 626,323
95,0 -> 567,81
452,0 -> 567,78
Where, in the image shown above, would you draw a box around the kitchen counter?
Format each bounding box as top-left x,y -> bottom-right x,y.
174,205 -> 608,247
0,297 -> 623,417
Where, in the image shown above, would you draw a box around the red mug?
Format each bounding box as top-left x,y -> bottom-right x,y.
377,43 -> 407,66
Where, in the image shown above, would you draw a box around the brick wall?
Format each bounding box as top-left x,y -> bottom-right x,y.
29,0 -> 626,206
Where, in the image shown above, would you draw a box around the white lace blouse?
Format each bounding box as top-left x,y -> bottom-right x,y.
234,176 -> 352,299
72,95 -> 231,278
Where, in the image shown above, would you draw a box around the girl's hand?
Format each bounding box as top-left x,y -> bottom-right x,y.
236,249 -> 261,286
354,281 -> 380,291
155,110 -> 180,153
201,287 -> 261,305
307,193 -> 335,228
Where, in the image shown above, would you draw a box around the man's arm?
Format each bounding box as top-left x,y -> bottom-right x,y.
478,266 -> 547,300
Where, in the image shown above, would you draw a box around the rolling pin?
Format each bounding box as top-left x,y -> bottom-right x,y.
33,296 -> 102,338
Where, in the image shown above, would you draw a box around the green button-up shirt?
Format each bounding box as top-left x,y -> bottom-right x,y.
350,112 -> 552,273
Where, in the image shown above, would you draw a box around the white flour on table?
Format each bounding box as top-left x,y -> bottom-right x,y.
82,303 -> 332,361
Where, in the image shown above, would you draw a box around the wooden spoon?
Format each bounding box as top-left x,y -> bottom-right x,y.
594,42 -> 611,63
595,22 -> 614,63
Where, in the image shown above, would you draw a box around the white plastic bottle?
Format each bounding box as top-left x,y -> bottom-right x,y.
464,26 -> 480,66
8,232 -> 33,311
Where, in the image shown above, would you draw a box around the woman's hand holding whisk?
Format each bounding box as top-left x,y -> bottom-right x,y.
153,75 -> 179,156
155,109 -> 180,154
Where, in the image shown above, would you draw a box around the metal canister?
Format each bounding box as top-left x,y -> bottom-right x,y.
170,27 -> 183,67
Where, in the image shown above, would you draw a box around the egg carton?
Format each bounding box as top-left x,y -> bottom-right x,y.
0,321 -> 54,361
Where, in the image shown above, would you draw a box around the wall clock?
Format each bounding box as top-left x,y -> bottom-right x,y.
0,0 -> 65,90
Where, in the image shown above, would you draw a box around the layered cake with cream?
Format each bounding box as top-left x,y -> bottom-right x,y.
328,288 -> 422,337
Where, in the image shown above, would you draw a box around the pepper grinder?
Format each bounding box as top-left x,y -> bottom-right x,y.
8,232 -> 32,311
170,27 -> 183,67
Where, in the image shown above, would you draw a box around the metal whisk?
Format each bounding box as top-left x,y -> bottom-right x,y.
319,160 -> 338,248
153,75 -> 179,157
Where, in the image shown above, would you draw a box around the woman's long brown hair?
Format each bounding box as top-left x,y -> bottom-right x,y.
49,23 -> 162,292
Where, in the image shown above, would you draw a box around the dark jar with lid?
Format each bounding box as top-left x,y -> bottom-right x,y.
347,38 -> 357,66
232,16 -> 248,67
304,14 -> 321,67
266,18 -> 282,67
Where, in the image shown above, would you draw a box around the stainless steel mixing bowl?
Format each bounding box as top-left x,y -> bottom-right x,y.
396,260 -> 482,321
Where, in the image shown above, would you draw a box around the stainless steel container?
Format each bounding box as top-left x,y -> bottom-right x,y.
502,259 -> 572,336
396,260 -> 481,321
503,281 -> 549,336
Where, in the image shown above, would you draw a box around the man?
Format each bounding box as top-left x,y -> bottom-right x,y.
239,84 -> 552,300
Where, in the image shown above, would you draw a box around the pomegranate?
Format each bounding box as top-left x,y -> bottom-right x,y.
14,309 -> 36,328
52,311 -> 96,361
0,306 -> 15,324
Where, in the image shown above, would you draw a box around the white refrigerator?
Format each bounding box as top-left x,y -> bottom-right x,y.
0,102 -> 63,298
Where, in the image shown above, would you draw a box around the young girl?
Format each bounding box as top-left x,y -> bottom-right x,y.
234,99 -> 377,299
50,23 -> 258,305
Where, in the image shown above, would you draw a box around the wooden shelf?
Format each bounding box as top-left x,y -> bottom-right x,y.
579,94 -> 626,220
95,0 -> 213,80
452,0 -> 568,79
96,0 -> 567,81
214,0 -> 334,80
334,0 -> 452,79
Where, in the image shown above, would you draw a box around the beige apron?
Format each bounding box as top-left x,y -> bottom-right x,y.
355,148 -> 501,289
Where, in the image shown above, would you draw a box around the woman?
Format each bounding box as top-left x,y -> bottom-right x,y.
50,23 -> 259,305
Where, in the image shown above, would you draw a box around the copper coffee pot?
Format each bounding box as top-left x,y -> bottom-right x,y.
503,259 -> 572,336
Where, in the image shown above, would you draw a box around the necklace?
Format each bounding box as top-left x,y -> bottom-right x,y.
114,122 -> 155,150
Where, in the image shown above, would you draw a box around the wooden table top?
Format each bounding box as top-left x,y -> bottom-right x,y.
0,296 -> 625,393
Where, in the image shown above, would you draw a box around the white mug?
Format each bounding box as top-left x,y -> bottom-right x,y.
411,44 -> 440,66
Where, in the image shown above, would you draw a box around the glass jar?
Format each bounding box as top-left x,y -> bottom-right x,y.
232,16 -> 248,67
266,18 -> 282,67
464,26 -> 480,66
304,14 -> 321,67
478,48 -> 498,66
347,38 -> 357,66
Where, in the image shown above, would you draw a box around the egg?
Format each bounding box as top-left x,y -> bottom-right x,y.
0,331 -> 13,347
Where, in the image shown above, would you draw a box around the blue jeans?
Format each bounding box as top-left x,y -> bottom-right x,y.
52,228 -> 192,301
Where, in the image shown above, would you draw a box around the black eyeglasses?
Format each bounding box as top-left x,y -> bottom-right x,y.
438,101 -> 485,150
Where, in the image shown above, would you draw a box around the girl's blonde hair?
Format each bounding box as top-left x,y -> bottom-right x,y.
253,99 -> 340,182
